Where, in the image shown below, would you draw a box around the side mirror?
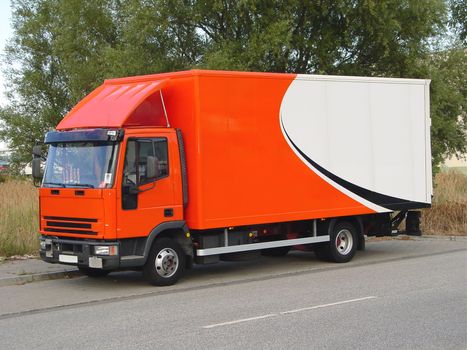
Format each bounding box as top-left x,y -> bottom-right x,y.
146,156 -> 159,180
32,158 -> 42,179
32,145 -> 42,158
128,184 -> 140,195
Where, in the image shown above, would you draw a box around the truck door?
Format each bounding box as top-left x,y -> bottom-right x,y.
117,135 -> 182,238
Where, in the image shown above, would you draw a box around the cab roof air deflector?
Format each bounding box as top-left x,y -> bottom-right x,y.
56,79 -> 168,130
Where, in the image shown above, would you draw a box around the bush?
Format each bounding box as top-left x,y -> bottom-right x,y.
0,173 -> 8,183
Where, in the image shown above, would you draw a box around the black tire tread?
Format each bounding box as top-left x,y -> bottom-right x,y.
328,221 -> 357,263
314,221 -> 357,263
143,238 -> 185,286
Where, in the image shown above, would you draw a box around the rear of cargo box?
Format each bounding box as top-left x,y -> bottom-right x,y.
281,75 -> 432,211
171,71 -> 431,230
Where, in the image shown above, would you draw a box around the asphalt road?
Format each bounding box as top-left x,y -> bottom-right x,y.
0,238 -> 466,350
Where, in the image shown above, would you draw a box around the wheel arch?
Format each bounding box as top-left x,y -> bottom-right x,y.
327,216 -> 363,236
143,221 -> 193,264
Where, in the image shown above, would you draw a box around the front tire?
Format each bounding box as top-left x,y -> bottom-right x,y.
143,238 -> 185,286
315,221 -> 357,263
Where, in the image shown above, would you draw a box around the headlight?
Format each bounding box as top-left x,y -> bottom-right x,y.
94,245 -> 118,256
40,241 -> 47,250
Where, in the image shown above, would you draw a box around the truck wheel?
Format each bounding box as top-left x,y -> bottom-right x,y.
143,238 -> 185,286
79,267 -> 110,278
261,246 -> 291,257
315,221 -> 357,263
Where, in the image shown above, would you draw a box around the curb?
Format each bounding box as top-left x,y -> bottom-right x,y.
1,235 -> 465,287
0,269 -> 81,287
412,235 -> 467,241
367,235 -> 467,242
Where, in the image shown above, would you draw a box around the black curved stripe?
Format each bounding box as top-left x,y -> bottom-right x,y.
281,120 -> 430,211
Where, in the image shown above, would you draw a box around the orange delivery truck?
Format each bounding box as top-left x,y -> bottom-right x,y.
32,70 -> 432,285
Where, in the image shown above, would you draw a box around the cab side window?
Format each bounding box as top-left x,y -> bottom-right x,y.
138,140 -> 156,185
122,138 -> 169,210
123,138 -> 169,186
154,138 -> 168,178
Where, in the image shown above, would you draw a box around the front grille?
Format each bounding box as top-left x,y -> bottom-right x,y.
44,216 -> 97,223
46,221 -> 91,229
60,242 -> 83,253
43,216 -> 99,236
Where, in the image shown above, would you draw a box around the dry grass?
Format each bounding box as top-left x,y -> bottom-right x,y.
0,179 -> 39,256
422,170 -> 467,235
0,170 -> 465,257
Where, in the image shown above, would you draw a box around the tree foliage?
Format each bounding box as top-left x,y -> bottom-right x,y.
449,0 -> 466,45
0,0 -> 465,171
428,47 -> 466,166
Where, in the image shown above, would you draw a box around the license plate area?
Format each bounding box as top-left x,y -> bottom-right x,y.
89,256 -> 103,269
59,254 -> 78,264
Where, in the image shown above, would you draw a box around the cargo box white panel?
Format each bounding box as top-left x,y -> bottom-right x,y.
280,75 -> 431,210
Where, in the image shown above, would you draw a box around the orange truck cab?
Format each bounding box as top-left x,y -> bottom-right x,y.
34,70 -> 432,285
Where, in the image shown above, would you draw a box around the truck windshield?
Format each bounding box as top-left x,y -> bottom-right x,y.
43,142 -> 118,189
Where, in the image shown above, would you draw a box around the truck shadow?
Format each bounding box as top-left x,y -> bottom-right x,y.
71,241 -> 430,289
77,250 -> 336,287
75,243 -> 398,288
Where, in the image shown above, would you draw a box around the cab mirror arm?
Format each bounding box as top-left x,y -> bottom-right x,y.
127,181 -> 156,195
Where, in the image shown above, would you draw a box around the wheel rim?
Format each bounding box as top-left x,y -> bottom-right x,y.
155,248 -> 179,278
335,229 -> 353,255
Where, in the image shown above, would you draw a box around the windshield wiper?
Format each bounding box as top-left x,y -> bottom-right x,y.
43,182 -> 65,187
66,183 -> 95,188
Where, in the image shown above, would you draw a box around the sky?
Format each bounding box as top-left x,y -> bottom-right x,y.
0,0 -> 12,151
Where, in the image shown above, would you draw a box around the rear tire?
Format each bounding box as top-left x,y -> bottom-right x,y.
79,267 -> 110,278
314,221 -> 357,263
143,238 -> 185,286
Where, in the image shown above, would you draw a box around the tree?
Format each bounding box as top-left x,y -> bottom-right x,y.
1,0 -> 120,168
449,0 -> 466,45
428,48 -> 467,167
1,0 -> 465,172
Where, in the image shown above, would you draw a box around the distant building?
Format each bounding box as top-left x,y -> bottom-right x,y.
22,163 -> 32,175
444,155 -> 467,170
0,159 -> 8,172
0,149 -> 9,172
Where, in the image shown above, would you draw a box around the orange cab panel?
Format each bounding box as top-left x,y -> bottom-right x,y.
39,188 -> 108,239
115,129 -> 183,239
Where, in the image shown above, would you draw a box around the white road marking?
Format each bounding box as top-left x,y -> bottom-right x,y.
203,296 -> 377,329
203,314 -> 278,329
280,296 -> 377,315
